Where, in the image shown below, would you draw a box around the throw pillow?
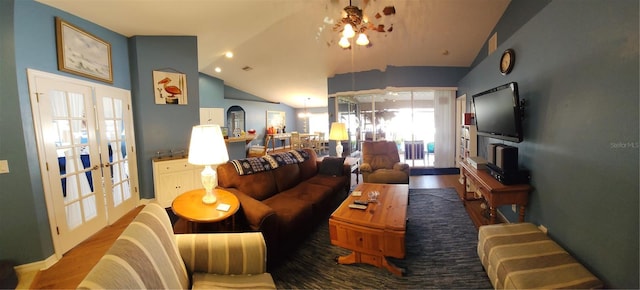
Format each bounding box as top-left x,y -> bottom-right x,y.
319,157 -> 345,176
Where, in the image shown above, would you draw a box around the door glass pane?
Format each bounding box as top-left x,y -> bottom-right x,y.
102,98 -> 114,119
82,195 -> 97,220
68,93 -> 85,118
101,96 -> 133,208
50,92 -> 68,118
65,201 -> 82,230
54,120 -> 71,149
71,120 -> 85,146
48,88 -> 99,231
112,185 -> 122,206
114,99 -> 123,118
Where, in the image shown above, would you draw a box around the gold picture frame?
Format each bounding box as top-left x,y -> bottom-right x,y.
266,111 -> 286,131
55,17 -> 113,83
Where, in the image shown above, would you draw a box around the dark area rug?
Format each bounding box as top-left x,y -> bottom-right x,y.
270,188 -> 492,289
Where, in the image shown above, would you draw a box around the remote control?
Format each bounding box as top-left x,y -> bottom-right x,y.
348,204 -> 367,210
354,199 -> 368,205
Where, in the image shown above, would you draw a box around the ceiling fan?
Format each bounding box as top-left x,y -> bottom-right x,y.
331,0 -> 396,48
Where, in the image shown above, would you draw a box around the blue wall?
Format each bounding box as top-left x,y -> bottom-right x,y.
328,65 -> 468,94
1,0 -> 132,265
0,0 -> 48,264
458,1 -> 638,288
128,36 -> 200,199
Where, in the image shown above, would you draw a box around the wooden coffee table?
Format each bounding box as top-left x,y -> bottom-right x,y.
329,183 -> 409,276
171,188 -> 240,233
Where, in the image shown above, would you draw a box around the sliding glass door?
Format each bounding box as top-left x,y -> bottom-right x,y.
335,88 -> 455,168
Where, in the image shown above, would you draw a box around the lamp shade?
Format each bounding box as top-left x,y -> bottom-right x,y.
356,33 -> 370,46
188,125 -> 229,166
329,122 -> 348,141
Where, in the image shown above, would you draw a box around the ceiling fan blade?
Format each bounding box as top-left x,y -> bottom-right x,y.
383,6 -> 396,16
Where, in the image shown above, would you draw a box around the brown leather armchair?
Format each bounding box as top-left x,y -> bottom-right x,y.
361,141 -> 410,184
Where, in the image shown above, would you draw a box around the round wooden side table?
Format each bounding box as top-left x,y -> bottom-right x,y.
171,188 -> 240,233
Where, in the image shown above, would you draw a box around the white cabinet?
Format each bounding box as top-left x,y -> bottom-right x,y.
152,158 -> 201,208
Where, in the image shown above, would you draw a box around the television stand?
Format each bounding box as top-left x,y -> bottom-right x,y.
459,161 -> 531,224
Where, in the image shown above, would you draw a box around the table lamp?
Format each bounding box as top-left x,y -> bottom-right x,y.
329,122 -> 348,157
188,125 -> 229,204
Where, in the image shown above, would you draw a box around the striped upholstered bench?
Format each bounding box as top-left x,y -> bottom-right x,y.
478,223 -> 603,289
78,203 -> 276,289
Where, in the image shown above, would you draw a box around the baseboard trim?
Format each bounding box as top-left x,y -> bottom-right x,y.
139,198 -> 153,206
496,209 -> 510,224
14,254 -> 57,274
411,167 -> 460,175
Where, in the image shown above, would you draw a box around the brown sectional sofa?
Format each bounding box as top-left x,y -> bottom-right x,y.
216,148 -> 350,264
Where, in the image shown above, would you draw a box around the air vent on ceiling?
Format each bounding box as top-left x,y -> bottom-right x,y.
242,66 -> 253,71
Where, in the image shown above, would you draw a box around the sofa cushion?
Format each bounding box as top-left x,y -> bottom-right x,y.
176,232 -> 268,275
318,157 -> 345,176
272,163 -> 301,192
217,162 -> 278,201
370,155 -> 394,170
298,149 -> 318,181
306,174 -> 348,194
263,196 -> 313,234
192,273 -> 275,290
367,168 -> 409,184
78,203 -> 190,289
280,182 -> 334,210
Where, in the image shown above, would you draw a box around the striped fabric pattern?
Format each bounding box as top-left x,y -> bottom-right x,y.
192,273 -> 276,289
78,203 -> 276,289
175,232 -> 268,275
478,223 -> 603,289
78,203 -> 189,289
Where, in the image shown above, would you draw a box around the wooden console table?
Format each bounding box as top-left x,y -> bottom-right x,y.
459,161 -> 531,224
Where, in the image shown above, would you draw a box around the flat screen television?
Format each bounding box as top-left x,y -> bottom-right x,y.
472,82 -> 523,143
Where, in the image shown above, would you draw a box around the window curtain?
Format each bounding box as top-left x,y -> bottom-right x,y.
433,90 -> 455,167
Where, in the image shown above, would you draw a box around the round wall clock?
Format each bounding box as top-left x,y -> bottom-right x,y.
500,49 -> 515,75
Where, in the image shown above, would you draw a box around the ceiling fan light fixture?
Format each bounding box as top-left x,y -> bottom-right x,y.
342,23 -> 356,38
333,0 -> 395,49
338,36 -> 351,48
356,33 -> 369,46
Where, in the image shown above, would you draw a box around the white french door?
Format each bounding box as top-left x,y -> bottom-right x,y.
28,69 -> 139,257
95,87 -> 139,224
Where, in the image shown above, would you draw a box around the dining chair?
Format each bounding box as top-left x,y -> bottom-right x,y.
290,132 -> 302,149
248,135 -> 272,157
314,132 -> 328,155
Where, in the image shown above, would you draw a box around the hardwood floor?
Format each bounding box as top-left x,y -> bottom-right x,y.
27,174 -> 487,289
29,206 -> 144,289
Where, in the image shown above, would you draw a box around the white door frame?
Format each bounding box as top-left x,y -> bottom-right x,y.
27,69 -> 139,258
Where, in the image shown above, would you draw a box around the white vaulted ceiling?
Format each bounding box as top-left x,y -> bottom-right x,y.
36,0 -> 510,108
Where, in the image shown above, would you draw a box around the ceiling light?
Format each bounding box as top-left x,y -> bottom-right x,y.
214,67 -> 221,73
225,51 -> 233,58
355,33 -> 369,46
338,36 -> 351,48
333,0 -> 395,48
342,23 -> 355,38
